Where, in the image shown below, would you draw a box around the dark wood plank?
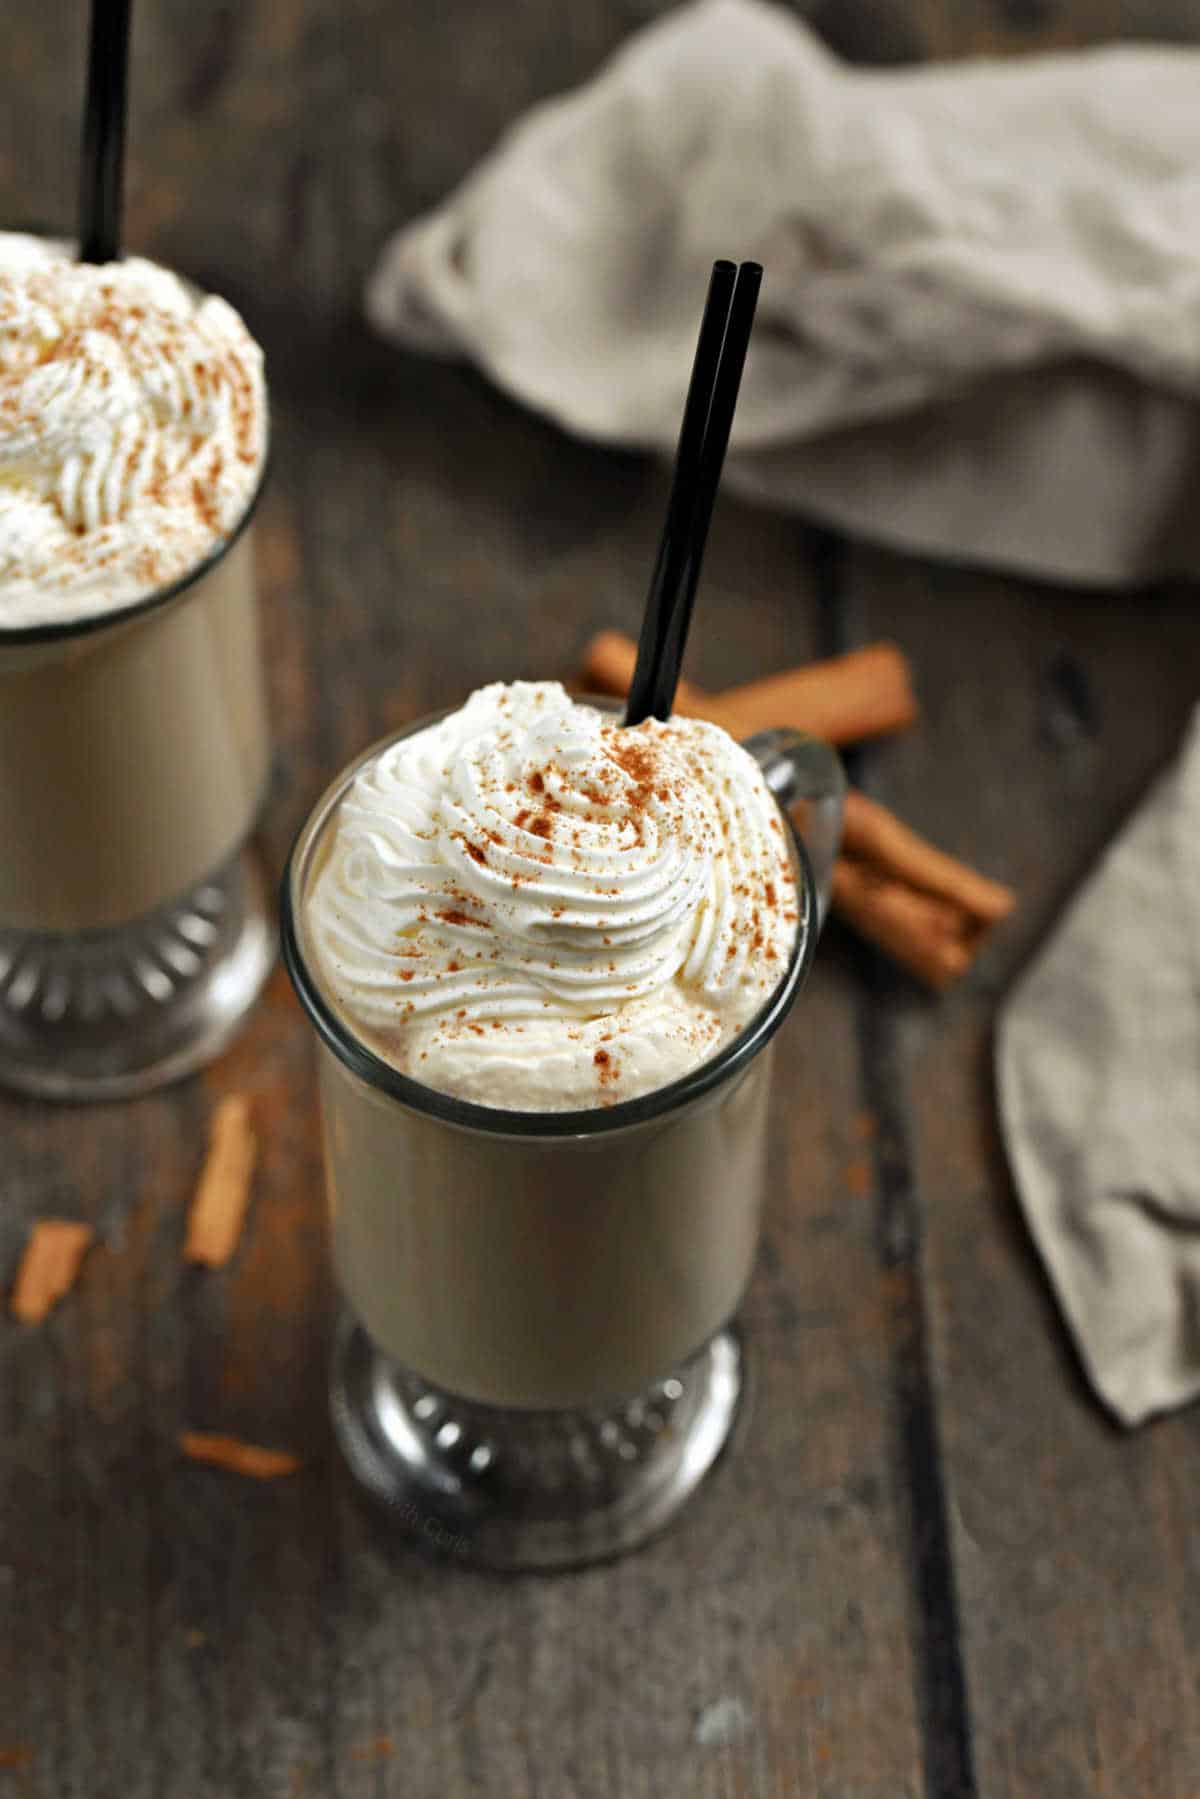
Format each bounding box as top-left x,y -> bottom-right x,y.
0,504 -> 929,1798
820,542 -> 977,1799
5,2 -> 1200,1795
0,6 -> 936,1795
851,546 -> 1200,1798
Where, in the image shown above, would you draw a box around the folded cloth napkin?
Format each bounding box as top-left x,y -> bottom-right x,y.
367,0 -> 1200,587
997,707 -> 1200,1426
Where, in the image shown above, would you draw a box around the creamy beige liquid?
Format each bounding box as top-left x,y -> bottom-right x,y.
0,527 -> 270,932
319,1040 -> 774,1409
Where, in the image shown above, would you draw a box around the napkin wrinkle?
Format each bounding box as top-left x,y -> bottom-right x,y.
368,0 -> 1200,582
999,707 -> 1200,1425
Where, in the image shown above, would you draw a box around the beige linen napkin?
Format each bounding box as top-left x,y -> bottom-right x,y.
367,0 -> 1200,586
997,707 -> 1200,1426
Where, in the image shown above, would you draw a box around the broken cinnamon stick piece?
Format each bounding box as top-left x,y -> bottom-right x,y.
580,631 -> 917,745
179,1430 -> 301,1480
842,791 -> 1017,924
832,859 -> 974,991
10,1220 -> 95,1324
183,1094 -> 257,1268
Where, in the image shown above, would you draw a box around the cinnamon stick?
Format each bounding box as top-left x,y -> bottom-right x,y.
842,791 -> 1016,925
833,859 -> 976,991
179,1430 -> 301,1480
10,1221 -> 95,1324
183,1095 -> 257,1268
574,632 -> 1015,988
580,631 -> 917,745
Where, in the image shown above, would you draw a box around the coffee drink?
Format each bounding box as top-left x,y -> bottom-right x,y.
0,234 -> 272,1095
286,683 -> 842,1564
293,682 -> 803,1406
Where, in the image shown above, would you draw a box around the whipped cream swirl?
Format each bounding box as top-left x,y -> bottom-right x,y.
0,234 -> 266,628
306,682 -> 801,1110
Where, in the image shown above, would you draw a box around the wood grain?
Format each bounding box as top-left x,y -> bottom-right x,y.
3,3 -> 1200,1797
848,551 -> 1200,1799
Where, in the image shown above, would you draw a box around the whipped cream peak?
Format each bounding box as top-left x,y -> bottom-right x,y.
0,234 -> 267,629
306,682 -> 802,1110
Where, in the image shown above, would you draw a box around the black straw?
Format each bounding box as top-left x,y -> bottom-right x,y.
78,0 -> 133,264
624,261 -> 735,728
624,260 -> 763,727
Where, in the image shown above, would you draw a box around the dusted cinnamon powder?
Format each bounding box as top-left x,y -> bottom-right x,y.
608,737 -> 655,783
305,681 -> 801,1109
0,237 -> 267,629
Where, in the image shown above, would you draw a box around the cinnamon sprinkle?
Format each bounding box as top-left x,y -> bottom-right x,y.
607,735 -> 660,804
191,477 -> 221,537
1,250 -> 265,619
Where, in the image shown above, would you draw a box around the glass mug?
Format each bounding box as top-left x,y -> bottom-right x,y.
282,706 -> 845,1568
0,476 -> 274,1101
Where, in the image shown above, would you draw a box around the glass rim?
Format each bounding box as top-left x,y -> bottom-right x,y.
280,705 -> 819,1141
0,448 -> 270,648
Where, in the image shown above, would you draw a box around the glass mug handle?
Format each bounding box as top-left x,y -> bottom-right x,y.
744,730 -> 846,925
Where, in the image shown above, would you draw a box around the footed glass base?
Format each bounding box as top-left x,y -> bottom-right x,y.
0,846 -> 274,1102
330,1313 -> 744,1570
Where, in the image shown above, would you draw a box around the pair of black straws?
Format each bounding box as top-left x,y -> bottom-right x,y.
624,259 -> 762,728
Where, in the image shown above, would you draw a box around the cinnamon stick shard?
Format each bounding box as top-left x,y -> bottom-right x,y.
179,1430 -> 301,1480
183,1094 -> 257,1268
10,1221 -> 95,1324
579,630 -> 918,745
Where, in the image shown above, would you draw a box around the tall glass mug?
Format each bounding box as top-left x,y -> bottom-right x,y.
0,482 -> 274,1100
283,708 -> 844,1568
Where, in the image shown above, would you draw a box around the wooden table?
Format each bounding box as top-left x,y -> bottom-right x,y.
3,4 -> 1199,1794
